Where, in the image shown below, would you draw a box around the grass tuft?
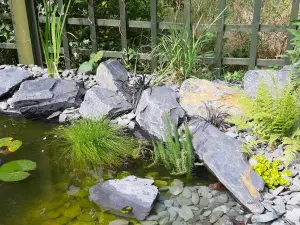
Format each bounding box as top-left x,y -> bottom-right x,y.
54,118 -> 139,172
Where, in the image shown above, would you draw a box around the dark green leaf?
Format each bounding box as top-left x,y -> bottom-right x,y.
0,160 -> 36,173
0,171 -> 30,182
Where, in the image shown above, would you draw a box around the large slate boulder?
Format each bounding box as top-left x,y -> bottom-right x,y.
189,119 -> 265,214
89,176 -> 158,220
243,63 -> 300,98
0,67 -> 32,99
79,87 -> 132,120
95,59 -> 132,101
135,86 -> 185,140
179,78 -> 242,118
9,78 -> 84,118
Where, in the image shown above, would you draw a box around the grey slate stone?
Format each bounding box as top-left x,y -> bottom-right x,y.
243,64 -> 296,98
284,208 -> 300,225
251,212 -> 278,223
189,119 -> 265,214
135,86 -> 185,140
79,87 -> 132,120
0,67 -> 32,98
95,59 -> 131,101
89,176 -> 158,221
9,78 -> 84,118
178,206 -> 194,221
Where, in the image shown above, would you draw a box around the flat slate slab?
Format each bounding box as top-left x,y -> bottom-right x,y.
9,78 -> 84,118
189,119 -> 265,214
79,87 -> 132,120
0,67 -> 32,98
89,176 -> 158,220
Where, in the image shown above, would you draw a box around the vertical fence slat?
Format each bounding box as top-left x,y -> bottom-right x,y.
151,0 -> 158,72
184,0 -> 191,31
286,0 -> 300,64
58,0 -> 71,69
26,0 -> 43,66
214,0 -> 227,79
119,0 -> 128,51
248,0 -> 262,70
88,0 -> 97,53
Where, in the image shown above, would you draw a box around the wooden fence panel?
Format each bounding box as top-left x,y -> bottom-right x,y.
0,0 -> 299,71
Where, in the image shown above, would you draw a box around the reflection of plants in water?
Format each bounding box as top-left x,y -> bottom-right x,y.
0,137 -> 36,182
54,118 -> 139,172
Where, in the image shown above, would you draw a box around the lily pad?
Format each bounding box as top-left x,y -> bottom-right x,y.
0,171 -> 30,182
0,160 -> 36,173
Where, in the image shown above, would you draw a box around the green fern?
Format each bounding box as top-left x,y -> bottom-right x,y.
229,79 -> 300,146
283,128 -> 300,167
241,139 -> 260,155
149,116 -> 194,178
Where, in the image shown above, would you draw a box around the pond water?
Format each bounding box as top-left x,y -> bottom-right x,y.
0,116 -> 216,225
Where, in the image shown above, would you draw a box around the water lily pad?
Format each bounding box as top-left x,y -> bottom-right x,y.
0,137 -> 12,147
0,160 -> 36,173
0,171 -> 30,182
8,140 -> 22,152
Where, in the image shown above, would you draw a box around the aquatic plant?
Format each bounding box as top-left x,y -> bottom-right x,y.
0,160 -> 37,182
149,115 -> 194,178
0,137 -> 22,154
39,0 -> 71,77
54,118 -> 139,171
252,155 -> 291,189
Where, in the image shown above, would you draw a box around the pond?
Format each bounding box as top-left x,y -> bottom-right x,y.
0,116 -> 216,225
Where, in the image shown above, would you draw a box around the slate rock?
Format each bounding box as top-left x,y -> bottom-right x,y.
176,196 -> 192,206
169,179 -> 184,196
272,204 -> 286,217
284,208 -> 300,225
95,59 -> 132,101
251,212 -> 278,223
214,215 -> 233,225
210,211 -> 224,224
189,119 -> 265,214
191,191 -> 200,205
141,221 -> 158,225
135,86 -> 185,140
89,176 -> 158,220
79,87 -> 132,120
178,206 -> 194,221
0,67 -> 32,98
243,66 -> 291,98
109,219 -> 129,225
179,78 -> 242,118
9,78 -> 84,118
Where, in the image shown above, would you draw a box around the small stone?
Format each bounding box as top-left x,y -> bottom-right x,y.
66,185 -> 80,196
169,179 -> 184,196
178,206 -> 194,221
214,215 -> 234,225
271,186 -> 285,196
199,197 -> 210,207
212,205 -> 230,214
167,208 -> 178,222
202,210 -> 212,217
157,211 -> 169,225
182,187 -> 192,198
109,219 -> 129,225
164,200 -> 174,207
284,208 -> 300,225
128,121 -> 135,130
141,221 -> 158,225
146,215 -> 160,221
216,194 -> 228,204
176,196 -> 192,206
153,203 -> 166,213
287,193 -> 300,205
198,186 -> 211,197
272,204 -> 286,217
251,211 -> 278,223
209,211 -> 224,224
191,191 -> 200,205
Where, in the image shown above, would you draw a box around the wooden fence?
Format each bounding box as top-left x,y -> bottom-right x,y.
0,0 -> 299,78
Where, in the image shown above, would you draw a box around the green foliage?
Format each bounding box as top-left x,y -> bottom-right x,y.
283,128 -> 300,167
241,139 -> 259,155
228,80 -> 300,146
252,155 -> 291,189
0,137 -> 22,154
223,71 -> 244,84
0,160 -> 36,182
149,116 -> 194,178
286,20 -> 300,63
153,22 -> 216,84
120,206 -> 133,214
78,51 -> 103,74
39,0 -> 71,77
54,118 -> 139,172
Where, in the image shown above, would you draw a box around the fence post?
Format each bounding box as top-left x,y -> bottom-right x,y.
184,0 -> 191,32
9,0 -> 35,65
151,0 -> 158,72
88,0 -> 97,53
25,0 -> 43,66
58,0 -> 71,69
248,0 -> 262,70
286,0 -> 300,65
214,0 -> 227,79
119,0 -> 128,52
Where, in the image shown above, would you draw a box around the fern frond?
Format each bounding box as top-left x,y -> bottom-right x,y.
284,128 -> 300,167
241,139 -> 259,155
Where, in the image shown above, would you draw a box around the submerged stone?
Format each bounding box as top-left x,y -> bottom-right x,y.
89,176 -> 158,220
190,119 -> 265,214
77,212 -> 97,222
62,205 -> 81,218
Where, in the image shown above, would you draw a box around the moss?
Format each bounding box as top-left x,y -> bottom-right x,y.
56,216 -> 71,225
154,180 -> 168,188
77,212 -> 97,222
47,211 -> 62,219
62,205 -> 82,219
252,155 -> 292,189
116,171 -> 131,179
98,212 -> 116,224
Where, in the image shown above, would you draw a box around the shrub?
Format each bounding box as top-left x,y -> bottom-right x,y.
54,118 -> 139,172
228,80 -> 300,146
149,116 -> 194,178
283,128 -> 300,167
252,155 -> 291,189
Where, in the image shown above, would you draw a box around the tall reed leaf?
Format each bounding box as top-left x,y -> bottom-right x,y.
39,0 -> 71,77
